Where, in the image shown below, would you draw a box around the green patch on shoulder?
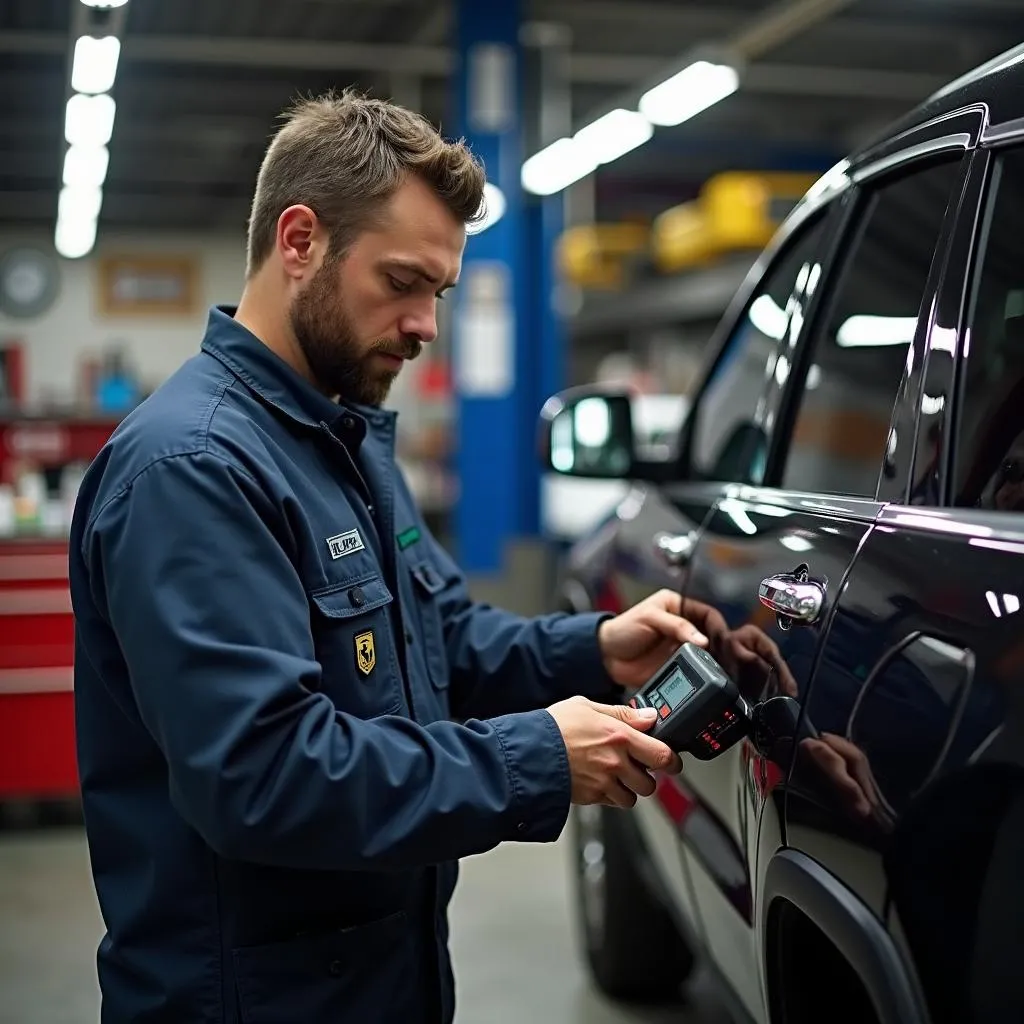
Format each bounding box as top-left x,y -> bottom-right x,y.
396,525 -> 422,551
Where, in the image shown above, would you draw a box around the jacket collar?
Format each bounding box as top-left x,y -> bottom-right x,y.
200,306 -> 398,447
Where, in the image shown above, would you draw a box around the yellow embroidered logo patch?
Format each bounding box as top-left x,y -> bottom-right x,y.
355,630 -> 376,676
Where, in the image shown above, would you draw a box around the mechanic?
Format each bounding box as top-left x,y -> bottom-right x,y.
68,89 -> 709,1024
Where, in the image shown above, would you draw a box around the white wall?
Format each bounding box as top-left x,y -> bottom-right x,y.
0,230 -> 247,409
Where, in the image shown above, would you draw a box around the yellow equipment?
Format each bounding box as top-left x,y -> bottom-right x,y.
556,222 -> 650,290
651,171 -> 818,274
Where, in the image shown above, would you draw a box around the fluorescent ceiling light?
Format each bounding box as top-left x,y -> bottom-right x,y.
71,35 -> 121,94
522,137 -> 595,196
65,93 -> 116,147
466,182 -> 507,235
639,60 -> 739,127
522,109 -> 653,196
836,315 -> 916,348
55,215 -> 98,260
63,145 -> 109,188
80,0 -> 129,6
58,184 -> 104,223
572,108 -> 653,166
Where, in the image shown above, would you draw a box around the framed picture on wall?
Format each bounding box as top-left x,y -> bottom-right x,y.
97,255 -> 199,317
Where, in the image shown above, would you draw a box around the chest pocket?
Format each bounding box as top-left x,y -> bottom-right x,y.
409,560 -> 450,693
309,573 -> 402,716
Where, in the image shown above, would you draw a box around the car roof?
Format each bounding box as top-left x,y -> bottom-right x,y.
781,42 -> 1024,228
851,42 -> 1024,167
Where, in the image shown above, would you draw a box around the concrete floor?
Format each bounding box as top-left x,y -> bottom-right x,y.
0,820 -> 731,1024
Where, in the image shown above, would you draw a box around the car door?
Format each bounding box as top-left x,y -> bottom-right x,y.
787,136 -> 1024,1024
617,194 -> 841,940
668,132 -> 977,1021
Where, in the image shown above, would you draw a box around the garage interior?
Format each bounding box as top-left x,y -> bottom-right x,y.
1,0 -> 1022,1021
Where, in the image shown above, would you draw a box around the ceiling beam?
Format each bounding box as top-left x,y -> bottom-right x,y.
124,33 -> 454,75
536,0 -> 1023,32
728,0 -> 855,62
0,23 -> 1008,85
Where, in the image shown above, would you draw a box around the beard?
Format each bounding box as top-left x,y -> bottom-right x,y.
289,257 -> 421,407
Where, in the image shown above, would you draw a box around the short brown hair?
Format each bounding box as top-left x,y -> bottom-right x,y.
245,88 -> 486,277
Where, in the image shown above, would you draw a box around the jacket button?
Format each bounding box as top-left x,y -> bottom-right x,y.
328,959 -> 343,977
405,629 -> 414,645
341,416 -> 356,431
350,587 -> 365,607
517,821 -> 526,832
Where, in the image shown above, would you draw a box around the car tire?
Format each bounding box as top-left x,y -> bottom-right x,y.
570,803 -> 695,1003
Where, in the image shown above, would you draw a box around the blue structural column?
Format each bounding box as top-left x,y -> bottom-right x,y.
521,24 -> 569,538
451,2 -> 568,570
519,192 -> 564,538
451,0 -> 526,573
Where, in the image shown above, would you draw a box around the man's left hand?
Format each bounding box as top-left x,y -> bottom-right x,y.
598,589 -> 709,688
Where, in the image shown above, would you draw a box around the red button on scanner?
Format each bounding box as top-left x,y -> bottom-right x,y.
659,704 -> 670,719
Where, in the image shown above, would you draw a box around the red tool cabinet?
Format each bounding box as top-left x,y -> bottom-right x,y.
0,414 -> 119,800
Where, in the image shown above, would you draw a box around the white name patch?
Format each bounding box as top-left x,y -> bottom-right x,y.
326,529 -> 365,560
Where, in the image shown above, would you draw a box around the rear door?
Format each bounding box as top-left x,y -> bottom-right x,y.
673,132 -> 976,1021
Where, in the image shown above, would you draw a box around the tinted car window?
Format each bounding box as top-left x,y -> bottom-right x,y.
781,157 -> 963,498
954,149 -> 1024,511
691,215 -> 827,484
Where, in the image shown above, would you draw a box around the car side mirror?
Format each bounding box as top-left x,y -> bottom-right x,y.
537,386 -> 682,482
537,386 -> 635,480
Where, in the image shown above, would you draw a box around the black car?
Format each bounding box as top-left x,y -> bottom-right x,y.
538,42 -> 1024,1024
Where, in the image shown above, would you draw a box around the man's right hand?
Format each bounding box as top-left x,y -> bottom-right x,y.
547,695 -> 682,809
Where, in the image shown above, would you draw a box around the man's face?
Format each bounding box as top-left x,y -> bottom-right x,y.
290,176 -> 465,406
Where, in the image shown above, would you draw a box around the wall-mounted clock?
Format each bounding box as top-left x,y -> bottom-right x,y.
0,247 -> 60,319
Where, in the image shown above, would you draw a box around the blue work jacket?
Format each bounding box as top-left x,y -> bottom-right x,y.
69,306 -> 616,1024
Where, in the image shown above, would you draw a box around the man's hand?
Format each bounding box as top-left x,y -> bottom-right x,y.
598,589 -> 709,688
547,695 -> 682,809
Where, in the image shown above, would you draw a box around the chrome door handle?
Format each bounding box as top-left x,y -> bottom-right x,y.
653,530 -> 696,568
758,566 -> 826,630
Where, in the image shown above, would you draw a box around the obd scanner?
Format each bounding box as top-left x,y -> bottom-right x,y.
628,643 -> 752,759
629,643 -> 816,765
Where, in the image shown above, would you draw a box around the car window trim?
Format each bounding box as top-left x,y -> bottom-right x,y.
853,104 -> 986,180
899,148 -> 992,509
853,132 -> 974,186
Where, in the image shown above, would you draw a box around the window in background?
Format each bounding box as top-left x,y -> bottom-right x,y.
781,157 -> 963,498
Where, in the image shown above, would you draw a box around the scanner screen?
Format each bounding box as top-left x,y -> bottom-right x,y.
660,667 -> 696,710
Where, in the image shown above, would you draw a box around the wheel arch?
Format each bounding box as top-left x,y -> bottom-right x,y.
761,849 -> 930,1024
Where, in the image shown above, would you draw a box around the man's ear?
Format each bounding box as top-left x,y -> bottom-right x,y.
277,205 -> 324,280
